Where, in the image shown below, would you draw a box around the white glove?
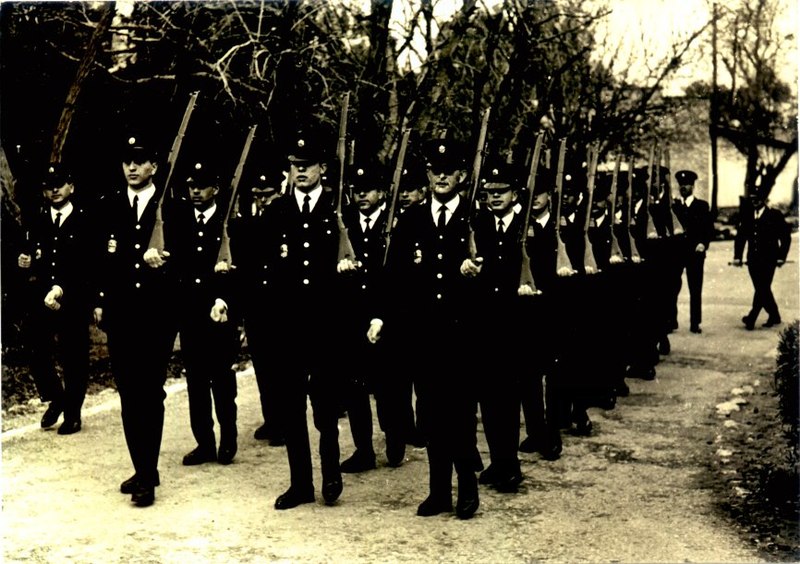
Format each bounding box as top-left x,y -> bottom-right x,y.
695,243 -> 706,253
44,285 -> 63,311
214,261 -> 234,273
460,257 -> 483,277
517,284 -> 540,297
609,254 -> 625,265
93,307 -> 103,326
557,265 -> 576,277
18,253 -> 31,269
366,319 -> 383,344
336,258 -> 361,273
144,248 -> 170,268
210,299 -> 229,323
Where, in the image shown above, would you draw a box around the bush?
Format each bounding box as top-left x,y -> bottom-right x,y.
774,320 -> 800,462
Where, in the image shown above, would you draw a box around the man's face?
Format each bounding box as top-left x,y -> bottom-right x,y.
122,158 -> 158,189
290,160 -> 326,192
43,182 -> 74,208
749,194 -> 765,209
427,165 -> 465,202
252,187 -> 279,210
561,192 -> 578,216
679,183 -> 694,199
188,183 -> 218,209
353,187 -> 384,215
531,191 -> 550,214
482,186 -> 517,215
399,187 -> 425,208
591,196 -> 608,218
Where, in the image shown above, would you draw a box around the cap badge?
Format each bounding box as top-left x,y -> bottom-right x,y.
438,145 -> 446,154
357,168 -> 364,176
48,166 -> 55,173
492,168 -> 499,176
195,162 -> 202,170
128,137 -> 136,145
297,139 -> 305,148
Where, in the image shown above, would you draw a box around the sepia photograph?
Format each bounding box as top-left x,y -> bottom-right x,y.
1,0 -> 798,562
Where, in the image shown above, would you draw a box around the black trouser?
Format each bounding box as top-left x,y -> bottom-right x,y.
107,314 -> 176,488
180,312 -> 239,451
245,318 -> 284,439
267,312 -> 341,491
412,314 -> 478,499
27,303 -> 90,420
747,259 -> 780,321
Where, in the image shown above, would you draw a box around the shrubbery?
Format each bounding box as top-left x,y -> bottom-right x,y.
774,320 -> 800,463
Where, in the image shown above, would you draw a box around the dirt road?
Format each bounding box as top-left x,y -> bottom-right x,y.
2,238 -> 797,563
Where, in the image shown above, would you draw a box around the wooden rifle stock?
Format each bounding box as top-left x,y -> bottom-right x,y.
553,138 -> 574,275
643,141 -> 659,240
147,91 -> 200,253
467,108 -> 491,259
336,92 -> 356,263
626,156 -> 641,262
518,133 -> 544,292
582,142 -> 600,274
607,154 -> 625,262
663,144 -> 684,236
382,127 -> 412,267
215,124 -> 258,269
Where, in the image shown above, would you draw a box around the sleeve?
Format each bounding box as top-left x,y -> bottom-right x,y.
701,201 -> 713,248
733,213 -> 747,260
777,211 -> 791,262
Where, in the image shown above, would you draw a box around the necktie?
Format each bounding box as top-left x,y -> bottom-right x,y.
54,212 -> 62,228
497,218 -> 505,234
197,212 -> 205,225
437,205 -> 447,229
132,195 -> 139,222
302,194 -> 311,215
363,217 -> 371,232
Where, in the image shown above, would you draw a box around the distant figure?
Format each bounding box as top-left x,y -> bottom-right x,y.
17,164 -> 92,435
732,188 -> 791,330
672,170 -> 713,334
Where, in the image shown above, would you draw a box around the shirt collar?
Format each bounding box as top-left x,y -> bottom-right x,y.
360,207 -> 382,229
128,184 -> 156,208
431,194 -> 460,221
295,185 -> 323,212
535,210 -> 550,227
51,202 -> 74,223
494,208 -> 516,229
195,203 -> 217,221
684,195 -> 695,207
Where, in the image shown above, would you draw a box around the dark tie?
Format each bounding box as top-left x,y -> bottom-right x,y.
302,195 -> 311,215
437,205 -> 447,229
132,195 -> 139,222
54,212 -> 62,228
363,216 -> 371,232
497,218 -> 505,234
197,212 -> 205,225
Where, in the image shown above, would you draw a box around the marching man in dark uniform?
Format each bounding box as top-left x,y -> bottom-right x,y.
169,161 -> 240,466
467,158 -> 530,493
94,135 -> 178,507
233,169 -> 286,446
369,139 -> 480,519
251,130 -> 355,510
672,169 -> 713,334
733,188 -> 791,329
17,164 -> 93,435
339,160 -> 407,471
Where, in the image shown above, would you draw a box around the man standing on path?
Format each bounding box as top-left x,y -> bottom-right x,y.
672,169 -> 713,334
93,135 -> 178,508
732,188 -> 791,330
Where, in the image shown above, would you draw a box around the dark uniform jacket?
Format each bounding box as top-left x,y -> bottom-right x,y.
674,197 -> 713,251
24,203 -> 94,316
734,206 -> 791,264
472,209 -> 524,305
95,187 -> 176,331
342,206 -> 389,312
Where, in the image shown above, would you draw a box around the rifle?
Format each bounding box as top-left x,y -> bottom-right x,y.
517,132 -> 544,293
581,142 -> 600,274
663,144 -> 685,236
382,127 -> 412,267
215,124 -> 258,271
625,155 -> 642,263
642,141 -> 659,240
147,90 -> 200,254
336,92 -> 357,263
553,138 -> 575,276
466,107 -> 491,259
607,154 -> 625,264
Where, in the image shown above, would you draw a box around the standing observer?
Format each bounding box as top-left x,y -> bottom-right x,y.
93,135 -> 178,508
671,169 -> 713,334
733,188 -> 791,329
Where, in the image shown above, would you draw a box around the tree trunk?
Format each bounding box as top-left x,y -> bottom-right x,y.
49,2 -> 115,164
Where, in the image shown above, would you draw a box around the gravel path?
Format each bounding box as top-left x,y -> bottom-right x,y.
2,237 -> 797,563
